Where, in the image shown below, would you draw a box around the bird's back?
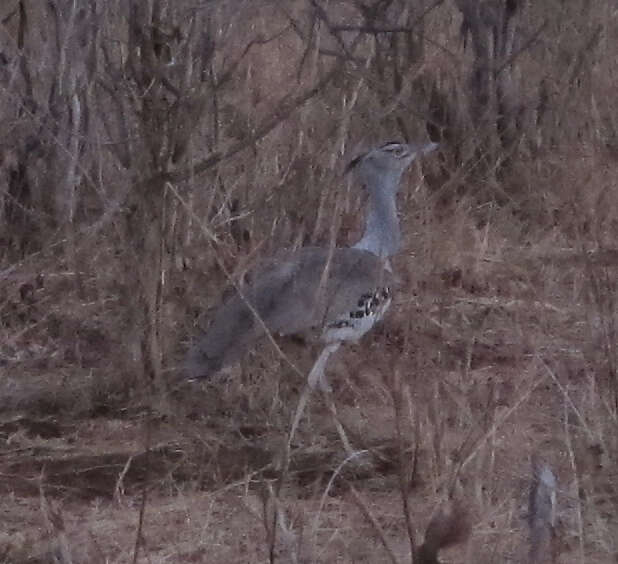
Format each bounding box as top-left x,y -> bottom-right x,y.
187,247 -> 393,379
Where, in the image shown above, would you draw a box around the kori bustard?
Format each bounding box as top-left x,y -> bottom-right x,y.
187,141 -> 437,444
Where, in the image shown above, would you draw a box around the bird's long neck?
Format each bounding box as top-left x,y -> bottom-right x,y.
353,175 -> 401,258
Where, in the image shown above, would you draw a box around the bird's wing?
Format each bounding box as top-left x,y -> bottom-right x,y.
252,247 -> 392,334
187,247 -> 391,378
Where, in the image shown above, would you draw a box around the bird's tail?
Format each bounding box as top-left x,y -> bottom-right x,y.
185,295 -> 258,380
185,334 -> 224,380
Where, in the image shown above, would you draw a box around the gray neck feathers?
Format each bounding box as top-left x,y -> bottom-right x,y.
353,168 -> 403,258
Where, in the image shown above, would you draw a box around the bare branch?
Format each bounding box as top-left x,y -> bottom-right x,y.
140,61 -> 345,190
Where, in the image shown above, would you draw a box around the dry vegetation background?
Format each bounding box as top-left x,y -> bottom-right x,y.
0,0 -> 617,562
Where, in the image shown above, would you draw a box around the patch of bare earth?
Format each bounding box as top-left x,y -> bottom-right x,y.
2,212 -> 617,561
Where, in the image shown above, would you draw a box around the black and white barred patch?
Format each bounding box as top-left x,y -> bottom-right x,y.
352,287 -> 391,318
324,287 -> 392,342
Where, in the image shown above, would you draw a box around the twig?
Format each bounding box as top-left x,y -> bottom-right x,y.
392,369 -> 417,562
349,484 -> 400,564
131,407 -> 153,564
459,364 -> 547,473
138,62 -> 345,191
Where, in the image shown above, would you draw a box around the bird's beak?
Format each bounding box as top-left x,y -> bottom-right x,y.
404,142 -> 438,166
423,142 -> 439,155
417,142 -> 439,157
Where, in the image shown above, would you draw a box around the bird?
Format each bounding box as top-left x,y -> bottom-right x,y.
187,140 -> 438,447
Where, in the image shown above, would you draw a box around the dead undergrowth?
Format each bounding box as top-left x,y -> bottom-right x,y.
1,0 -> 617,562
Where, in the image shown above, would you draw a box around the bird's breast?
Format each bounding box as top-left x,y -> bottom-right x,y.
322,286 -> 392,344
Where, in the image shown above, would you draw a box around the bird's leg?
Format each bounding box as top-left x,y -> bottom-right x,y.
288,344 -> 339,451
288,342 -> 354,456
323,391 -> 354,456
307,343 -> 340,391
288,385 -> 311,453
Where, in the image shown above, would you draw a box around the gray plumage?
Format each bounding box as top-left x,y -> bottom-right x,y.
187,141 -> 438,384
187,247 -> 392,378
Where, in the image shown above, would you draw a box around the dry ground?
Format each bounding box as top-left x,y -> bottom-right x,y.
1,2 -> 617,561
1,150 -> 617,563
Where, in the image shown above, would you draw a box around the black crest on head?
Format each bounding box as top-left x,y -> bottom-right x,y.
345,141 -> 407,174
381,141 -> 404,149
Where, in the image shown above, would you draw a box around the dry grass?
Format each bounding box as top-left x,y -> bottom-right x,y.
1,0 -> 617,563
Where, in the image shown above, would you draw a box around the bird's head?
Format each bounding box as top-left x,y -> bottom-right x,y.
346,141 -> 438,194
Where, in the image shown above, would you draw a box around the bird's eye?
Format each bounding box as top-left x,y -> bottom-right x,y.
381,142 -> 407,158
